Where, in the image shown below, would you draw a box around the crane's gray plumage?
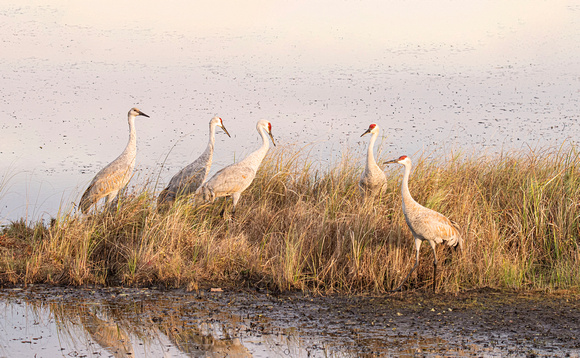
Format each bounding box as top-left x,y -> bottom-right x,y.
359,123 -> 387,195
385,155 -> 462,292
196,119 -> 275,216
157,116 -> 230,207
79,107 -> 149,214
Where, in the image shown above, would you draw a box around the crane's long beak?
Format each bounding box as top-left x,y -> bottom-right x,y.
220,124 -> 231,138
360,128 -> 371,137
384,159 -> 398,165
268,131 -> 276,147
138,110 -> 150,118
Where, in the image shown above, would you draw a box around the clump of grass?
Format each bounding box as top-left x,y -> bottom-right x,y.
1,145 -> 579,293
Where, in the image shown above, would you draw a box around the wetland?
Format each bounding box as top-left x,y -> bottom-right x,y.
1,286 -> 579,357
2,2 -> 580,357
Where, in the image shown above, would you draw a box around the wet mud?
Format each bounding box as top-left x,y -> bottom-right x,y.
1,286 -> 578,357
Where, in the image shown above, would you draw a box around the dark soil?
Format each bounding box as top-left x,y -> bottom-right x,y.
1,285 -> 578,357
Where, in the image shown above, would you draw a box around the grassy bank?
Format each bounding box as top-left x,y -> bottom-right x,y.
1,145 -> 579,293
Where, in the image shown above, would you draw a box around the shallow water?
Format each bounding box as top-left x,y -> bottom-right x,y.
1,286 -> 579,357
1,1 -> 579,222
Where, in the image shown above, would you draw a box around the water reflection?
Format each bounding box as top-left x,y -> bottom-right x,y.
2,287 -> 576,357
0,288 -> 355,357
165,322 -> 251,357
52,304 -> 134,357
0,287 -> 470,357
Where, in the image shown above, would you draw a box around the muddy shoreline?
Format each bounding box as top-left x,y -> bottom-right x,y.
1,285 -> 578,357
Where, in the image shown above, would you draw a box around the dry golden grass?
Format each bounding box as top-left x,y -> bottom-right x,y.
1,144 -> 579,293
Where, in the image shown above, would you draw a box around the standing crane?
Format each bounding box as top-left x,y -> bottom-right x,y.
79,107 -> 150,214
196,120 -> 276,217
157,116 -> 230,207
384,155 -> 463,292
359,123 -> 387,195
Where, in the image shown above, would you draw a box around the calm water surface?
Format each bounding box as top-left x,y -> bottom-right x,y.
1,1 -> 579,222
3,286 -> 577,357
0,287 -> 449,358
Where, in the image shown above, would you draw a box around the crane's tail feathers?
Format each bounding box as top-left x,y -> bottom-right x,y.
455,233 -> 464,252
445,233 -> 462,249
79,199 -> 91,215
451,221 -> 464,252
195,185 -> 215,203
157,187 -> 176,207
443,221 -> 463,250
79,191 -> 93,215
190,192 -> 204,207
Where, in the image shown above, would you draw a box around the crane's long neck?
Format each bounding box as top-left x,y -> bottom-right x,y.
366,131 -> 379,168
241,126 -> 270,170
122,113 -> 138,160
201,122 -> 216,159
258,125 -> 270,153
199,122 -> 217,176
253,126 -> 271,163
400,161 -> 417,211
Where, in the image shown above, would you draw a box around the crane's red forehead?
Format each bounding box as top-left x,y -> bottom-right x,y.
369,123 -> 376,129
399,155 -> 408,160
268,122 -> 272,131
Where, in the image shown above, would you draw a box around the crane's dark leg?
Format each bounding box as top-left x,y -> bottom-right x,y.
429,240 -> 438,293
219,197 -> 229,218
390,238 -> 422,292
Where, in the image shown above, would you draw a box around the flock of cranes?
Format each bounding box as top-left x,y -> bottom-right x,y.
79,107 -> 462,292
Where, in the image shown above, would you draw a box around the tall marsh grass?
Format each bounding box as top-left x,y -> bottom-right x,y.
1,145 -> 579,293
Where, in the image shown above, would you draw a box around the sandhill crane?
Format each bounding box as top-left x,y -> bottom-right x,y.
385,155 -> 463,292
79,107 -> 149,214
196,119 -> 275,217
157,116 -> 230,207
359,123 -> 387,195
